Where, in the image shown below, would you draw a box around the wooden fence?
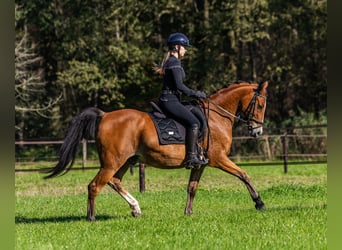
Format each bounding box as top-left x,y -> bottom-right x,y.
15,125 -> 327,192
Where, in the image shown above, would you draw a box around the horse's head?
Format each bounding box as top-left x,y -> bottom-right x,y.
240,81 -> 268,137
207,81 -> 268,137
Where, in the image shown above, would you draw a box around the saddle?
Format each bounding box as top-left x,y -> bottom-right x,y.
148,101 -> 207,145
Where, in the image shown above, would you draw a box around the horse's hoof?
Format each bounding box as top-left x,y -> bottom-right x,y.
131,211 -> 142,217
256,205 -> 266,211
255,202 -> 266,211
87,216 -> 96,222
184,208 -> 193,215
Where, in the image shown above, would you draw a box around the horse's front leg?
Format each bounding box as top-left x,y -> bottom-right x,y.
185,166 -> 205,215
215,156 -> 265,210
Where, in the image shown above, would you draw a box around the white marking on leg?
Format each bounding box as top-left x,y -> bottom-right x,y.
121,192 -> 141,216
108,181 -> 141,216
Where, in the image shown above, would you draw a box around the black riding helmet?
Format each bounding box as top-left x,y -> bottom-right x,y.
167,33 -> 191,48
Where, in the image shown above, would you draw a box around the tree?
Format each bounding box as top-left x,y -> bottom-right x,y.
15,4 -> 61,140
15,0 -> 327,139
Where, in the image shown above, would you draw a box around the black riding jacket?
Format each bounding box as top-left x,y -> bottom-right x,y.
160,55 -> 197,101
158,55 -> 201,128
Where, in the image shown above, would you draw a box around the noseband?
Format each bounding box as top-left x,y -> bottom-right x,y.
243,91 -> 267,130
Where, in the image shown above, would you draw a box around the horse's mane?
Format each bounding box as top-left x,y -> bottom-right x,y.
209,80 -> 255,96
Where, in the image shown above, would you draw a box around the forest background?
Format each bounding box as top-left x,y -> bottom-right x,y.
15,0 -> 327,140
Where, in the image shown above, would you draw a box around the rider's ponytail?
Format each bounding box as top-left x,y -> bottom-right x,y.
153,51 -> 171,75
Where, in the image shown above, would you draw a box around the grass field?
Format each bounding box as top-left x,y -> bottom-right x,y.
15,163 -> 327,250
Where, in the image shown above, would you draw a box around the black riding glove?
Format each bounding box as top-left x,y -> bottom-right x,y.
195,91 -> 207,99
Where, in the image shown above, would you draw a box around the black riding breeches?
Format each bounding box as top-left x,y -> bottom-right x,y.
159,99 -> 200,129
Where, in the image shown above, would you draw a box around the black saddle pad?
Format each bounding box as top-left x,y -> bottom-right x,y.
148,101 -> 207,145
149,113 -> 186,144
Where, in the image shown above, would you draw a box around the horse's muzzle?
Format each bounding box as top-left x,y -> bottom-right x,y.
248,125 -> 263,137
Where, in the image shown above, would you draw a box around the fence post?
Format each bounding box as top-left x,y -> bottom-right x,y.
263,135 -> 272,160
139,163 -> 145,193
281,132 -> 288,173
82,139 -> 87,171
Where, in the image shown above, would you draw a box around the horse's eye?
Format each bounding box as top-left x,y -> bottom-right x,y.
257,104 -> 263,110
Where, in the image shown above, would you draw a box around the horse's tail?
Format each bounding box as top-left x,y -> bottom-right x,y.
42,107 -> 104,179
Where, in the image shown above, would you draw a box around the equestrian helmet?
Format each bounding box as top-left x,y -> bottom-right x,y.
167,33 -> 191,47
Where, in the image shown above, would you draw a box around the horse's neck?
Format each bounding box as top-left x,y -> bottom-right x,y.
210,85 -> 248,113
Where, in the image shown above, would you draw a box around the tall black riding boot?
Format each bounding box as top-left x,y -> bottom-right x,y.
184,125 -> 208,169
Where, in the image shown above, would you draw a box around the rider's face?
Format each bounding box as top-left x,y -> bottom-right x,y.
179,46 -> 187,57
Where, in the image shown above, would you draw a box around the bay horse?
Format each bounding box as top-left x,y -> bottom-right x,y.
44,81 -> 268,221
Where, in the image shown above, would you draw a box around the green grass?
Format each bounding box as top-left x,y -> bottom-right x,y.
15,163 -> 327,250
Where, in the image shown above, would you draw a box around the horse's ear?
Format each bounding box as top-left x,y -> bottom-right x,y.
259,81 -> 268,90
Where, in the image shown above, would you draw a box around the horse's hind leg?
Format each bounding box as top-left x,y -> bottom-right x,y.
107,158 -> 142,217
87,167 -> 116,221
108,178 -> 142,217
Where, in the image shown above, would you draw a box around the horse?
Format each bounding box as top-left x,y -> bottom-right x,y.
43,80 -> 268,221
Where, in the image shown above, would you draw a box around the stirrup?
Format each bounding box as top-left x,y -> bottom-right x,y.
185,154 -> 208,169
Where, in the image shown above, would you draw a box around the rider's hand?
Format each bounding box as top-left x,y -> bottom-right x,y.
195,91 -> 207,99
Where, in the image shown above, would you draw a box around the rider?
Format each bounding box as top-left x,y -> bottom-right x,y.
153,32 -> 208,168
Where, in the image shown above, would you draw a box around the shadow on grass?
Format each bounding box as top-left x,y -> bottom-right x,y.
15,214 -> 129,224
261,203 -> 327,212
223,203 -> 327,214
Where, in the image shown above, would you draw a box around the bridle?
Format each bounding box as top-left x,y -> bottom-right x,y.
199,87 -> 267,153
242,90 -> 267,130
206,90 -> 267,130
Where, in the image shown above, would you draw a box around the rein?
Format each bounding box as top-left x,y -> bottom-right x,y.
198,98 -> 244,155
207,99 -> 248,123
205,90 -> 266,125
198,87 -> 267,154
